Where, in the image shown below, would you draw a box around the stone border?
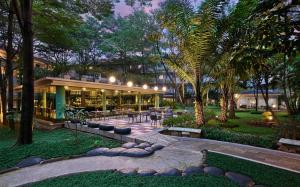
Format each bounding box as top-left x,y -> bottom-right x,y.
0,142 -> 164,175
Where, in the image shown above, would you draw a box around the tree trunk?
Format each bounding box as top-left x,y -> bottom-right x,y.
229,92 -> 235,119
194,77 -> 205,126
0,74 -> 7,126
6,1 -> 15,130
220,95 -> 228,123
17,0 -> 34,144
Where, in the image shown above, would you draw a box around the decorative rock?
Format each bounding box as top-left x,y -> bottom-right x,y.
135,142 -> 151,149
118,168 -> 137,175
151,144 -> 164,151
99,124 -> 114,131
121,148 -> 152,157
86,148 -> 110,156
87,122 -> 99,128
114,127 -> 131,135
138,169 -> 157,176
145,147 -> 154,154
103,147 -> 127,156
122,142 -> 137,149
204,166 -> 224,176
225,172 -> 255,187
16,157 -> 44,168
182,166 -> 204,176
157,168 -> 182,176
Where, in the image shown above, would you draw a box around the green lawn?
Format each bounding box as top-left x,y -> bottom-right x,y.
30,152 -> 300,187
0,127 -> 121,170
207,111 -> 277,136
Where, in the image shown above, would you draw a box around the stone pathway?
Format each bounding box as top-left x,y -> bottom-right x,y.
0,143 -> 203,187
2,119 -> 300,186
166,137 -> 300,173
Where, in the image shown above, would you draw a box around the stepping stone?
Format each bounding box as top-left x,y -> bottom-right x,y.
157,168 -> 182,176
16,156 -> 44,168
151,144 -> 164,151
145,147 -> 154,154
135,142 -> 151,149
138,169 -> 157,176
182,166 -> 204,176
204,166 -> 224,176
121,148 -> 152,157
122,142 -> 137,149
86,148 -> 110,156
118,168 -> 137,175
114,127 -> 131,135
225,172 -> 255,187
99,124 -> 114,131
87,122 -> 99,128
102,147 -> 127,156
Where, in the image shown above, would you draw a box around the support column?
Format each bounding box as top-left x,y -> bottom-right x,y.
138,92 -> 142,112
42,91 -> 47,117
154,94 -> 160,108
102,92 -> 106,112
56,86 -> 65,119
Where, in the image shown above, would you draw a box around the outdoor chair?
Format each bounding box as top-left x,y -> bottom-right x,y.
128,113 -> 138,123
150,113 -> 161,127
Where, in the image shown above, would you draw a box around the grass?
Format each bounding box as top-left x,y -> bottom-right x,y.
207,111 -> 278,136
207,152 -> 300,187
30,152 -> 300,187
0,127 -> 121,170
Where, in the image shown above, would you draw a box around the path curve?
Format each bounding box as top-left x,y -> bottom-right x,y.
1,131 -> 300,186
0,145 -> 202,187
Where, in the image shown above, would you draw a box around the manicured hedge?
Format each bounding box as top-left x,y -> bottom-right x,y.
201,127 -> 278,149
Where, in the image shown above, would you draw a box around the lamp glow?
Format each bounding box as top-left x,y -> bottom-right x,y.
82,87 -> 86,91
101,89 -> 105,92
162,86 -> 167,92
127,81 -> 133,87
154,86 -> 158,91
109,76 -> 116,83
64,86 -> 69,90
142,84 -> 148,89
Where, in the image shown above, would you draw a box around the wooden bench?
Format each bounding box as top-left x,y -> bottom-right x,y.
278,138 -> 300,153
167,127 -> 202,138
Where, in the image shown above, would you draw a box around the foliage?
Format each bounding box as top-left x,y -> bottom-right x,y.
0,128 -> 120,170
202,126 -> 278,149
31,170 -> 237,187
207,152 -> 300,187
163,113 -> 195,127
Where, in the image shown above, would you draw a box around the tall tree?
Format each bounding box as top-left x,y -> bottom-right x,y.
157,0 -> 220,126
13,0 -> 34,144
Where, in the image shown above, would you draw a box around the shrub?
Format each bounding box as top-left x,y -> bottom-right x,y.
161,100 -> 177,109
250,110 -> 263,114
202,126 -> 278,149
163,114 -> 195,127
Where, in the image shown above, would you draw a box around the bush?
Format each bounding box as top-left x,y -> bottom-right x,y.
250,110 -> 263,114
161,100 -> 177,109
202,126 -> 278,149
163,114 -> 195,127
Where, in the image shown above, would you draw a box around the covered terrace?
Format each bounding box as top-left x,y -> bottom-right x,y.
14,77 -> 163,120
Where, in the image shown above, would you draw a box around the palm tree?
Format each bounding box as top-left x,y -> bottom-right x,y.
157,0 -> 218,126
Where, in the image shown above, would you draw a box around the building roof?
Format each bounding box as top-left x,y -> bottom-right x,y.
240,89 -> 282,95
14,77 -> 163,95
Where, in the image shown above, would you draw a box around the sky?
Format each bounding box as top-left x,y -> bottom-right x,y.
114,0 -> 202,17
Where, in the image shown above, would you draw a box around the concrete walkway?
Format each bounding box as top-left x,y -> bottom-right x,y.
0,143 -> 203,187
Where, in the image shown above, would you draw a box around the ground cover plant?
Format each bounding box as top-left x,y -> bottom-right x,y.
0,127 -> 121,170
